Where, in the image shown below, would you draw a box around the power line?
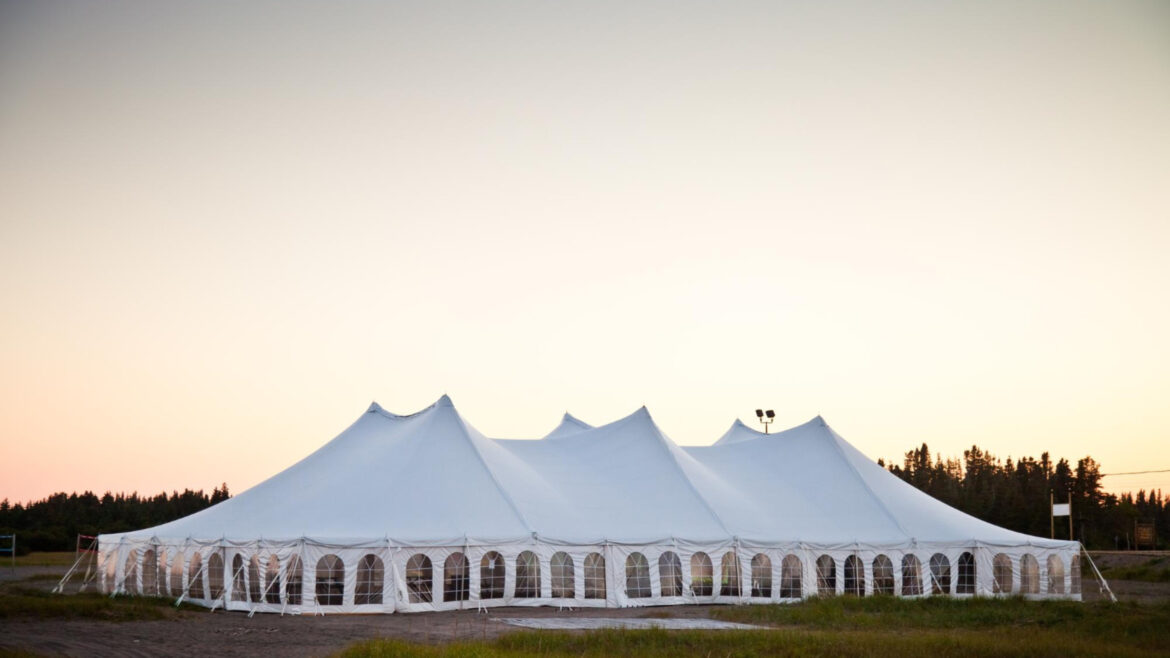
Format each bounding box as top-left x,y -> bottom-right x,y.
1100,468 -> 1170,477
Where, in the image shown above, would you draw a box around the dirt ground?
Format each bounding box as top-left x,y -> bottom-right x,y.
2,553 -> 1167,658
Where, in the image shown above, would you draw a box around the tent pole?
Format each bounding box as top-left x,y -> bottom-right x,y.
53,551 -> 89,594
79,539 -> 99,593
53,535 -> 99,594
1079,543 -> 1116,603
78,552 -> 100,593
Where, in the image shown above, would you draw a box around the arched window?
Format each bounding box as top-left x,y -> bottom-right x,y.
285,555 -> 303,605
316,554 -> 344,605
584,552 -> 606,599
480,552 -> 505,600
780,554 -> 802,598
1047,555 -> 1065,594
750,554 -> 772,598
690,552 -> 713,596
170,551 -> 185,597
625,552 -> 651,598
443,553 -> 469,602
406,554 -> 433,603
142,549 -> 157,595
844,555 -> 864,596
265,555 -> 281,604
929,553 -> 951,595
357,554 -> 385,605
231,554 -> 247,601
157,549 -> 168,596
992,553 -> 1012,594
720,552 -> 742,597
659,552 -> 683,597
123,550 -> 139,595
188,553 -> 204,599
872,555 -> 894,594
515,551 -> 541,598
957,552 -> 976,594
102,551 -> 116,593
248,555 -> 262,603
207,553 -> 225,600
1070,551 -> 1081,594
1020,554 -> 1039,594
550,552 -> 574,599
816,555 -> 836,596
901,554 -> 922,596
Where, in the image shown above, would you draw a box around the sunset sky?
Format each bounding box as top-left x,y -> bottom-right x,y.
1,1 -> 1167,504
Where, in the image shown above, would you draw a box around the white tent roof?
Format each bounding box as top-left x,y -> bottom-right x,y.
541,412 -> 594,440
107,396 -> 1073,550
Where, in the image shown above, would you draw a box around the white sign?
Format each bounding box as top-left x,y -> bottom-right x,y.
1052,503 -> 1071,517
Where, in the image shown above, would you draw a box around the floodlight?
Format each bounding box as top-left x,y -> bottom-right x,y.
755,407 -> 775,433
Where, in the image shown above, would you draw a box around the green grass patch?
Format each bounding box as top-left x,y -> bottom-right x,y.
6,552 -> 77,567
15,573 -> 68,582
337,626 -> 1160,657
0,649 -> 52,658
710,596 -> 1170,652
1101,563 -> 1170,583
337,597 -> 1170,658
0,583 -> 201,621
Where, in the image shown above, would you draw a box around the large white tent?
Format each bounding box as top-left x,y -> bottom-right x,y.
97,396 -> 1082,613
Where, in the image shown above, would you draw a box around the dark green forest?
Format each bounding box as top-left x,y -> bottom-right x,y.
881,444 -> 1167,549
1,444 -> 1166,552
0,485 -> 231,553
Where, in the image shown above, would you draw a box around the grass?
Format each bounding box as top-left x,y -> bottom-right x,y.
5,552 -> 78,567
0,582 -> 201,621
337,597 -> 1170,658
9,573 -> 66,582
0,650 -> 50,658
1101,558 -> 1170,583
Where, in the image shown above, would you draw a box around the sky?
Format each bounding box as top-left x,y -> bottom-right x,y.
1,1 -> 1168,504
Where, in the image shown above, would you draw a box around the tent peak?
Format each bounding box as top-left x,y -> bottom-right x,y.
559,411 -> 594,429
436,394 -> 454,408
366,401 -> 406,420
713,415 -> 830,446
542,412 -> 594,439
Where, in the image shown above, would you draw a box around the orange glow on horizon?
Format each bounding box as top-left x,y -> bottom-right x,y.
1,1 -> 1167,505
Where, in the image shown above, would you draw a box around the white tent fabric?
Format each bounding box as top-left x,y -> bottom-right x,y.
98,396 -> 1082,613
542,412 -> 594,440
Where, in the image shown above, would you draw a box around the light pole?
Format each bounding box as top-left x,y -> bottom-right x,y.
755,409 -> 775,433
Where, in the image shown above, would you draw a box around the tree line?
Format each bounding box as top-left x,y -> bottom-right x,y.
1,445 -> 1166,553
881,444 -> 1167,550
0,485 -> 230,554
